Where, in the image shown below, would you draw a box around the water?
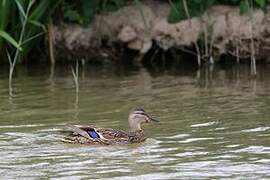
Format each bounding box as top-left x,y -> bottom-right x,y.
0,64 -> 270,179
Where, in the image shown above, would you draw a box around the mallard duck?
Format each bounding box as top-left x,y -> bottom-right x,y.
62,108 -> 159,145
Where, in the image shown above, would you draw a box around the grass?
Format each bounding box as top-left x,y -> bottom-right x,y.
0,0 -> 61,62
7,0 -> 34,96
0,0 -> 61,96
71,60 -> 80,93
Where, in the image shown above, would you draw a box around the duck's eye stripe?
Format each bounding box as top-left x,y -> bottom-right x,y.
135,112 -> 150,118
134,108 -> 145,112
135,112 -> 145,115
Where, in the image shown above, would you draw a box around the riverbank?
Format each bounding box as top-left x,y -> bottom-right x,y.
52,1 -> 270,68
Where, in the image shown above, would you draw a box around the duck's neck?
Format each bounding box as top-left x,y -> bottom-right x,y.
129,122 -> 142,132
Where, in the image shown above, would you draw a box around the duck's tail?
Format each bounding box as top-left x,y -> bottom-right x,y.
65,124 -> 92,139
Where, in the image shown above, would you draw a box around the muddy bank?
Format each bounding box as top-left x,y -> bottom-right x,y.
52,2 -> 270,64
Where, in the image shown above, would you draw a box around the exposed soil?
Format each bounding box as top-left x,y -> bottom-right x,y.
52,1 -> 270,64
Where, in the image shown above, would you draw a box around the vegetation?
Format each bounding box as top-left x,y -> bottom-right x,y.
0,0 -> 61,96
61,0 -> 128,24
168,0 -> 268,23
0,0 -> 130,62
0,0 -> 269,64
0,0 -> 60,62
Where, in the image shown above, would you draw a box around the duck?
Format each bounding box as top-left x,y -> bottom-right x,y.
61,108 -> 159,145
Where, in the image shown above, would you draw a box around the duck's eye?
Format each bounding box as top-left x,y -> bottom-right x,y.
135,112 -> 147,116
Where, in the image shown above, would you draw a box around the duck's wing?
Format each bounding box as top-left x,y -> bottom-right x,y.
62,125 -> 107,144
62,125 -> 131,145
95,128 -> 129,139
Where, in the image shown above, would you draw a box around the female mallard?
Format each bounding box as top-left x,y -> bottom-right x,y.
62,108 -> 159,145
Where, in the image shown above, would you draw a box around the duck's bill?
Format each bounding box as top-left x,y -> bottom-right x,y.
150,117 -> 159,122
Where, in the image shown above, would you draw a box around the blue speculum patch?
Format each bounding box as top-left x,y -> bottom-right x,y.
87,130 -> 100,139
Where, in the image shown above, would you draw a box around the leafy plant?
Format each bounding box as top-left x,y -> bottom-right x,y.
168,0 -> 269,23
61,0 -> 127,24
0,31 -> 21,50
255,0 -> 266,8
0,0 -> 61,62
0,0 -> 12,55
239,0 -> 250,14
239,0 -> 267,13
7,0 -> 36,96
2,0 -> 60,96
168,0 -> 218,23
0,0 -> 128,62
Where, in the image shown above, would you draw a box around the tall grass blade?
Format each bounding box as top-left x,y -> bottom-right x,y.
71,60 -> 79,93
0,0 -> 11,52
6,50 -> 13,97
22,31 -> 45,45
0,30 -> 22,50
7,0 -> 34,96
20,0 -> 61,59
28,20 -> 46,31
14,0 -> 26,19
134,0 -> 149,33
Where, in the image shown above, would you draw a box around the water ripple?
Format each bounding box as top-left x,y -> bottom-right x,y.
242,127 -> 270,133
191,121 -> 217,128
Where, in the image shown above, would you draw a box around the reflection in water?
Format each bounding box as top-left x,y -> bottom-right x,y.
0,63 -> 270,179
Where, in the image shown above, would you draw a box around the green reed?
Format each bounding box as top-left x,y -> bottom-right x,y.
0,0 -> 60,62
1,0 -> 60,96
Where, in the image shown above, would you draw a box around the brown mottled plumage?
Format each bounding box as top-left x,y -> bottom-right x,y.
62,108 -> 158,145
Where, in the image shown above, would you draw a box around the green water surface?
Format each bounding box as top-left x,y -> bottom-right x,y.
0,64 -> 269,179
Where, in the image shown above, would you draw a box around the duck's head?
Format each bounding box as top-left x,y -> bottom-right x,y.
128,108 -> 159,132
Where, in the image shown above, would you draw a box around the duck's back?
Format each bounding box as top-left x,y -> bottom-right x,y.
62,125 -> 146,145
